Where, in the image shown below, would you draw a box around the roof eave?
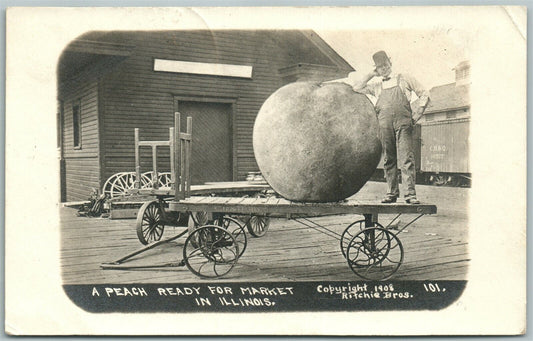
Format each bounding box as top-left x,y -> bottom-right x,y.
299,30 -> 355,72
425,105 -> 470,114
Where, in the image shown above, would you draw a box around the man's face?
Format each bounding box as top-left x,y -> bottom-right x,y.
376,61 -> 392,78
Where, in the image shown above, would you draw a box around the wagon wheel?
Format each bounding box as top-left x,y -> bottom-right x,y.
158,172 -> 172,188
346,227 -> 404,281
340,220 -> 385,259
102,172 -> 126,198
136,200 -> 165,245
246,215 -> 270,237
109,172 -> 138,197
214,216 -> 247,258
183,225 -> 239,278
140,172 -> 154,188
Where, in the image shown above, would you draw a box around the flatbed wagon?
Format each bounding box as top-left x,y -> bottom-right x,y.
101,113 -> 437,281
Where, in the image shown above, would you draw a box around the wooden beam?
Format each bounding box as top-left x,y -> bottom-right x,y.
134,128 -> 140,189
170,198 -> 437,216
138,141 -> 171,147
65,39 -> 135,56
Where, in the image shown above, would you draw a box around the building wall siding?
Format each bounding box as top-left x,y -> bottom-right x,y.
97,30 -> 342,183
59,78 -> 100,201
64,158 -> 101,201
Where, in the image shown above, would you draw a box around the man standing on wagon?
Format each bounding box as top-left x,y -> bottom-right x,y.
353,51 -> 430,204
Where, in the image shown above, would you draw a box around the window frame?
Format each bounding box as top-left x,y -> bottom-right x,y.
446,111 -> 457,119
57,101 -> 64,149
72,99 -> 82,150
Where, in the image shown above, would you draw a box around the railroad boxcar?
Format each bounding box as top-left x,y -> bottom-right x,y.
419,117 -> 470,186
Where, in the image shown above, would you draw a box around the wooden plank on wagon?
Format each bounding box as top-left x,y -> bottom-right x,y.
233,196 -> 250,204
213,197 -> 233,204
203,196 -> 222,204
170,198 -> 437,216
257,196 -> 269,204
194,196 -> 212,203
182,196 -> 202,203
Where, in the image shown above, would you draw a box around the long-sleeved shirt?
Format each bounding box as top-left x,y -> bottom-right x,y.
353,73 -> 430,108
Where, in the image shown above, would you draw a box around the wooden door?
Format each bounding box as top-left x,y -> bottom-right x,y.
176,100 -> 233,185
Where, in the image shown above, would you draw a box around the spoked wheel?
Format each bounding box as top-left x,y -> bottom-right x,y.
158,172 -> 172,188
214,216 -> 247,258
110,172 -> 137,197
139,172 -> 153,188
183,225 -> 239,278
346,227 -> 404,281
245,215 -> 270,237
141,171 -> 172,189
136,201 -> 165,245
103,172 -> 153,198
102,172 -> 125,198
340,220 -> 385,258
141,172 -> 156,188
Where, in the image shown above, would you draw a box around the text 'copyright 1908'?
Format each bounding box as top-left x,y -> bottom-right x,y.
316,283 -> 413,300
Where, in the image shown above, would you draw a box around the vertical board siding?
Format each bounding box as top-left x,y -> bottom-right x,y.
59,75 -> 100,201
421,119 -> 470,173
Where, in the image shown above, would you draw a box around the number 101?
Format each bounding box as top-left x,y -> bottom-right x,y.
423,283 -> 444,292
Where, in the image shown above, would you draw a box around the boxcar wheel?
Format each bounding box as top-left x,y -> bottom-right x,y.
136,201 -> 165,245
346,227 -> 404,281
447,175 -> 460,187
183,225 -> 239,278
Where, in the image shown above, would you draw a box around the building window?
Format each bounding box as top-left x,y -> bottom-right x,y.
456,67 -> 470,80
73,101 -> 81,149
446,111 -> 457,119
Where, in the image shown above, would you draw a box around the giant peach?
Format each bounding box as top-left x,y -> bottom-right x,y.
253,81 -> 381,202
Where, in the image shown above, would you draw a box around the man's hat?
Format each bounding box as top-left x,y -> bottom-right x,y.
372,51 -> 391,67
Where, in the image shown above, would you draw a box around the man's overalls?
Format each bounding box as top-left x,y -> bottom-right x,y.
375,77 -> 416,200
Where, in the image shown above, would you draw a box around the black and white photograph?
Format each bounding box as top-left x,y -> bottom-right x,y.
5,6 -> 527,335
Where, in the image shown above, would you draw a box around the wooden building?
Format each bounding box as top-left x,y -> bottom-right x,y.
57,30 -> 354,202
422,61 -> 471,123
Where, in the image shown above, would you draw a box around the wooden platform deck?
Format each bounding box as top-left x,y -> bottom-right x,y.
60,182 -> 469,284
127,181 -> 269,198
169,195 -> 437,216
